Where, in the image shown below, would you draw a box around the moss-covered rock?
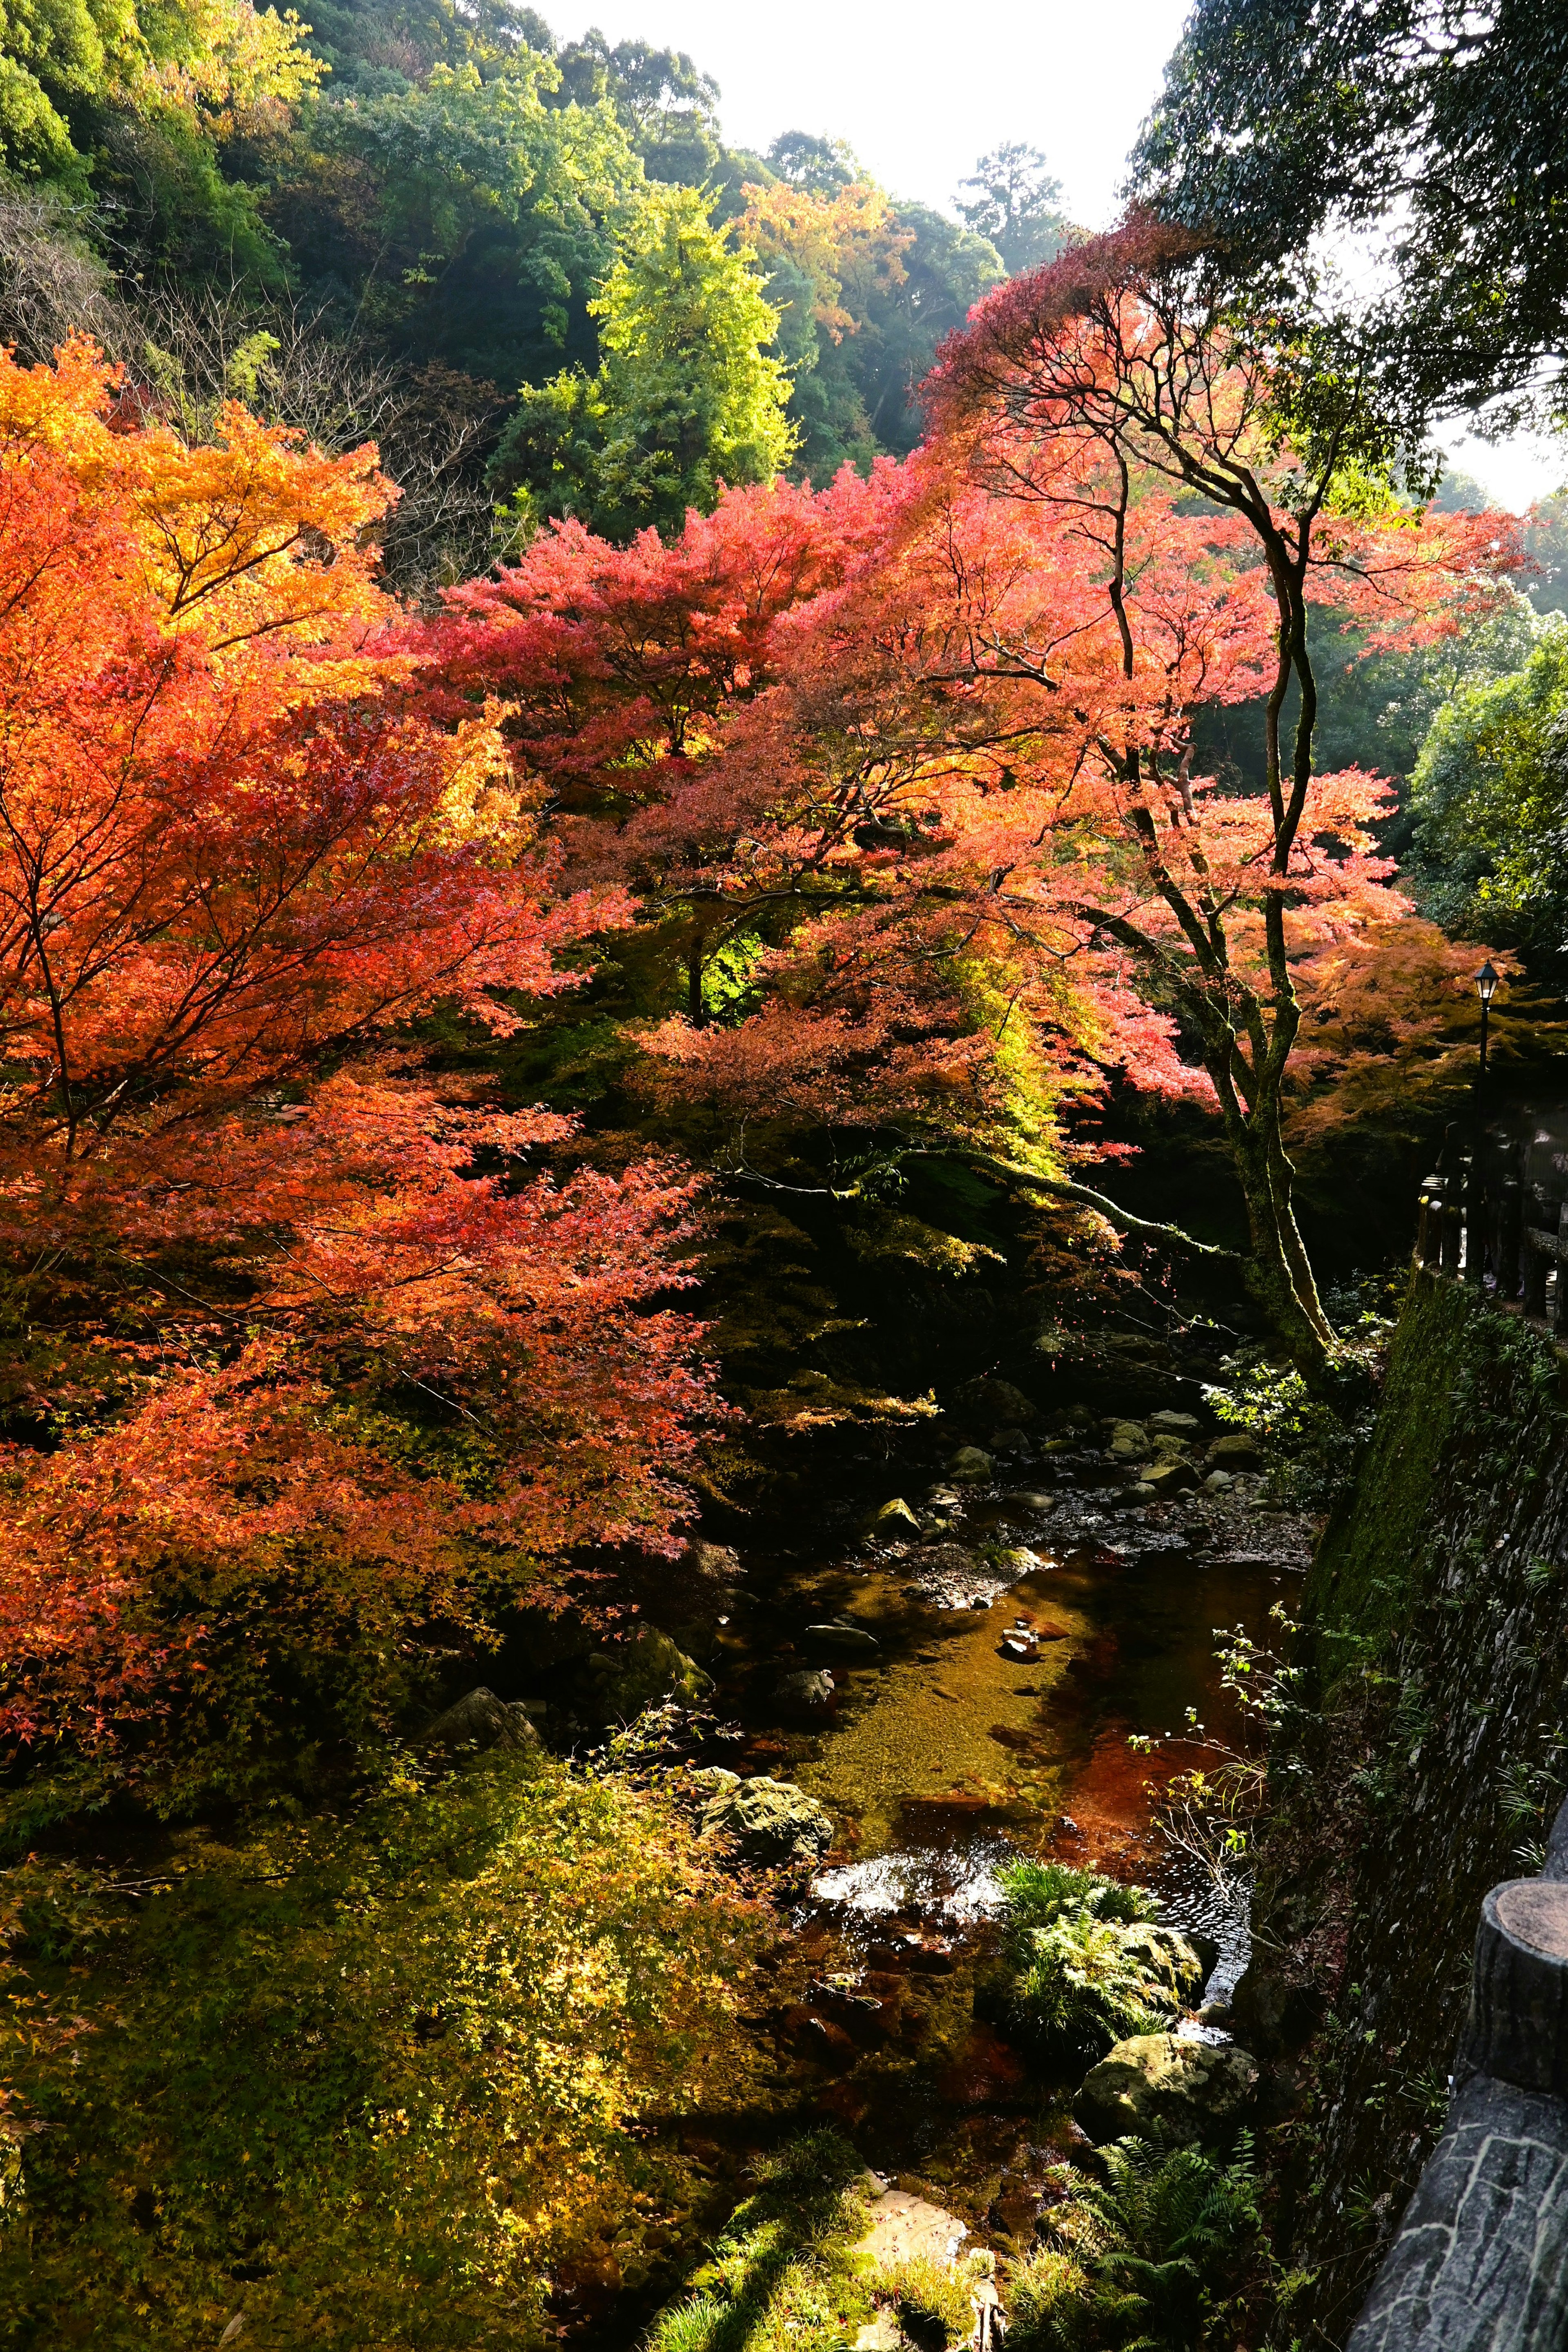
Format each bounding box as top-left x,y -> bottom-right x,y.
699,1775 -> 835,1866
1074,2032 -> 1258,2145
586,1628 -> 712,1719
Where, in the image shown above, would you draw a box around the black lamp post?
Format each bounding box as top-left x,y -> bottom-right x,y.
1476,960 -> 1499,1083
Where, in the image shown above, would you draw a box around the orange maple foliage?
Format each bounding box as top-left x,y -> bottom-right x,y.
0,346 -> 716,1763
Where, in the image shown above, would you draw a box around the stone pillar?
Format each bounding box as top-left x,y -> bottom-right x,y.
1349,1877 -> 1568,2351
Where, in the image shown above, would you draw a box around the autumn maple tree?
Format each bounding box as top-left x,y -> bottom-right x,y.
919,220 -> 1512,1374
437,226 -> 1510,1388
0,340 -> 717,1766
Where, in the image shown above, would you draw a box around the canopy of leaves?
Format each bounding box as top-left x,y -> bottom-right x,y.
1407,623 -> 1568,951
0,340 -> 717,1789
1129,0 -> 1568,427
2,1750 -> 757,2344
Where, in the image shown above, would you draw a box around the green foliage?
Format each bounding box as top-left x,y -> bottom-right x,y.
1407,622 -> 1568,951
1009,2140 -> 1276,2352
998,1859 -> 1158,1938
954,142 -> 1070,276
1130,0 -> 1568,426
644,2130 -> 873,2352
1519,489 -> 1568,619
1213,1290 -> 1391,1512
287,46 -> 645,383
495,180 -> 795,537
1189,587 -> 1541,809
996,1914 -> 1166,2067
875,2252 -> 976,2346
1,1749 -> 756,2346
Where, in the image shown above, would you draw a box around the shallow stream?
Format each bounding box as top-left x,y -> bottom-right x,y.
695,1434 -> 1309,2238
564,1429 -> 1312,2339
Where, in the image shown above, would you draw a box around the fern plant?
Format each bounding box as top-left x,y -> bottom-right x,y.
1010,2139 -> 1271,2351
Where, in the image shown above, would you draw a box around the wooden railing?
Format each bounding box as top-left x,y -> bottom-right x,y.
1414,1120 -> 1568,1327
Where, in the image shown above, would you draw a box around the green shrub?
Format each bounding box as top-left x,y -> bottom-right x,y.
1004,2247 -> 1097,2352
1,1751 -> 757,2348
1001,1914 -> 1167,2065
998,1860 -> 1158,1939
1018,2138 -> 1272,2352
875,2251 -> 976,2346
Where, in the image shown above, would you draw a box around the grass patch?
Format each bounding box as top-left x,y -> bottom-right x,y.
644,2130 -> 876,2352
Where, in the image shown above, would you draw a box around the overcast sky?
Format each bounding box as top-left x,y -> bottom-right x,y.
552,0 -> 1566,509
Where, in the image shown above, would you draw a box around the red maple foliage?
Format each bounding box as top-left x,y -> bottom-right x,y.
434,228 -> 1515,1380
0,345 -> 718,1764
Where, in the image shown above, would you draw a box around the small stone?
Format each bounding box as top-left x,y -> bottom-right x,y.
1149,1409 -> 1202,1433
990,1425 -> 1029,1452
1204,1470 -> 1234,1492
804,1619 -> 881,1655
776,1667 -> 835,1708
1107,1420 -> 1151,1461
872,1497 -> 921,1533
1130,1481 -> 1156,1500
1207,1431 -> 1264,1469
1076,2031 -> 1259,2145
1003,1490 -> 1054,1512
948,1447 -> 994,1483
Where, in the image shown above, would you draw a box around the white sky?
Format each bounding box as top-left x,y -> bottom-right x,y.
552,0 -> 1568,510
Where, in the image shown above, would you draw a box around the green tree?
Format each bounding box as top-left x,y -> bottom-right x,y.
495,179 -> 795,537
1518,488 -> 1568,618
845,202 -> 1003,455
956,141 -> 1071,275
1407,623 -> 1568,952
275,49 -> 646,386
1131,0 -> 1568,427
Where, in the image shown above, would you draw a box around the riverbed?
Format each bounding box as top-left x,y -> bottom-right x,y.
558,1430 -> 1312,2341
700,1436 -> 1310,2236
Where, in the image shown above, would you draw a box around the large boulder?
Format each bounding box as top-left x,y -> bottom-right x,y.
421,1687 -> 539,1753
948,1446 -> 994,1483
1107,1421 -> 1152,1461
586,1628 -> 712,1719
1143,1460 -> 1198,1497
1207,1430 -> 1263,1470
958,1376 -> 1039,1426
699,1774 -> 835,1866
1075,2031 -> 1259,2145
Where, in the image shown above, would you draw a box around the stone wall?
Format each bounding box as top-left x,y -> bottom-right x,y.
1240,1271 -> 1568,2339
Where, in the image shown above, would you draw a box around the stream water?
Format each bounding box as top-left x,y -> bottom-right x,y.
563,1428 -> 1313,2340
688,1437 -> 1307,2247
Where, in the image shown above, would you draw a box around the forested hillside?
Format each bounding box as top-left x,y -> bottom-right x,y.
0,0 -> 1049,580
0,1 -> 1566,2346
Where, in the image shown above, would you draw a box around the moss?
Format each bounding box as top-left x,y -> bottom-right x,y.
1304,1268 -> 1565,1666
